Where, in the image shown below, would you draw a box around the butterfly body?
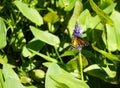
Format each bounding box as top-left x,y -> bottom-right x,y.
71,36 -> 88,50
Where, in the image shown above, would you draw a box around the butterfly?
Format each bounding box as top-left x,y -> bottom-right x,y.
71,36 -> 89,50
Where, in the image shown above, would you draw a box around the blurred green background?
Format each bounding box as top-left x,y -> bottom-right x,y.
0,0 -> 120,88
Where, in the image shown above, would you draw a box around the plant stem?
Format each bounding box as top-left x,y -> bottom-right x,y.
78,51 -> 84,81
54,47 -> 63,63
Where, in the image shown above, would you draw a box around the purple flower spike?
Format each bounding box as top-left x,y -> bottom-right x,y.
72,21 -> 83,38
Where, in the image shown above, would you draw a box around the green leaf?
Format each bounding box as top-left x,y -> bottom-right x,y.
89,3 -> 116,29
102,10 -> 120,51
45,63 -> 62,88
84,64 -> 108,79
110,10 -> 120,51
3,64 -> 20,81
78,9 -> 91,28
0,69 -> 4,88
4,78 -> 24,88
99,0 -> 113,9
45,63 -> 89,88
105,24 -> 117,51
50,73 -> 89,88
58,0 -> 76,11
3,64 -> 24,88
30,26 -> 60,47
89,0 -> 114,26
84,64 -> 116,83
60,50 -> 75,57
92,43 -> 120,61
14,1 -> 43,26
0,17 -> 7,49
64,0 -> 76,11
28,48 -> 57,62
66,55 -> 88,72
22,38 -> 45,57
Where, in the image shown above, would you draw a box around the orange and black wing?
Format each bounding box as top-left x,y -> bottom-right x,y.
71,37 -> 88,49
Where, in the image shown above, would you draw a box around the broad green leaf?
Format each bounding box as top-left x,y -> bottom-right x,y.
66,55 -> 88,72
102,10 -> 120,51
89,0 -> 114,26
45,63 -> 89,88
110,11 -> 120,51
3,64 -> 20,81
60,50 -> 75,57
22,38 -> 45,57
0,69 -> 4,88
84,64 -> 108,79
58,0 -> 76,11
28,48 -> 57,62
45,63 -> 62,88
92,43 -> 120,61
0,17 -> 7,49
105,24 -> 117,51
4,78 -> 24,88
14,1 -> 43,26
50,73 -> 89,88
78,9 -> 91,28
89,3 -> 116,29
84,64 -> 116,83
64,0 -> 76,11
30,26 -> 60,47
3,64 -> 24,88
67,0 -> 83,37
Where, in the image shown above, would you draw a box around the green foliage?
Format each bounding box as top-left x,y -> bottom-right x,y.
0,0 -> 120,88
0,18 -> 7,49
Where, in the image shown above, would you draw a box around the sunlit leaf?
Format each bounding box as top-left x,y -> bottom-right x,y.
105,24 -> 117,51
30,26 -> 60,47
66,55 -> 88,72
89,3 -> 116,29
84,64 -> 117,84
0,17 -> 7,49
28,49 -> 57,62
22,38 -> 45,57
3,64 -> 24,88
102,11 -> 120,51
60,50 -> 75,57
45,63 -> 62,88
85,64 -> 107,77
90,0 -> 114,26
4,78 -> 24,88
92,43 -> 120,61
0,69 -> 4,88
14,1 -> 43,26
110,11 -> 120,51
58,0 -> 76,11
50,73 -> 89,88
